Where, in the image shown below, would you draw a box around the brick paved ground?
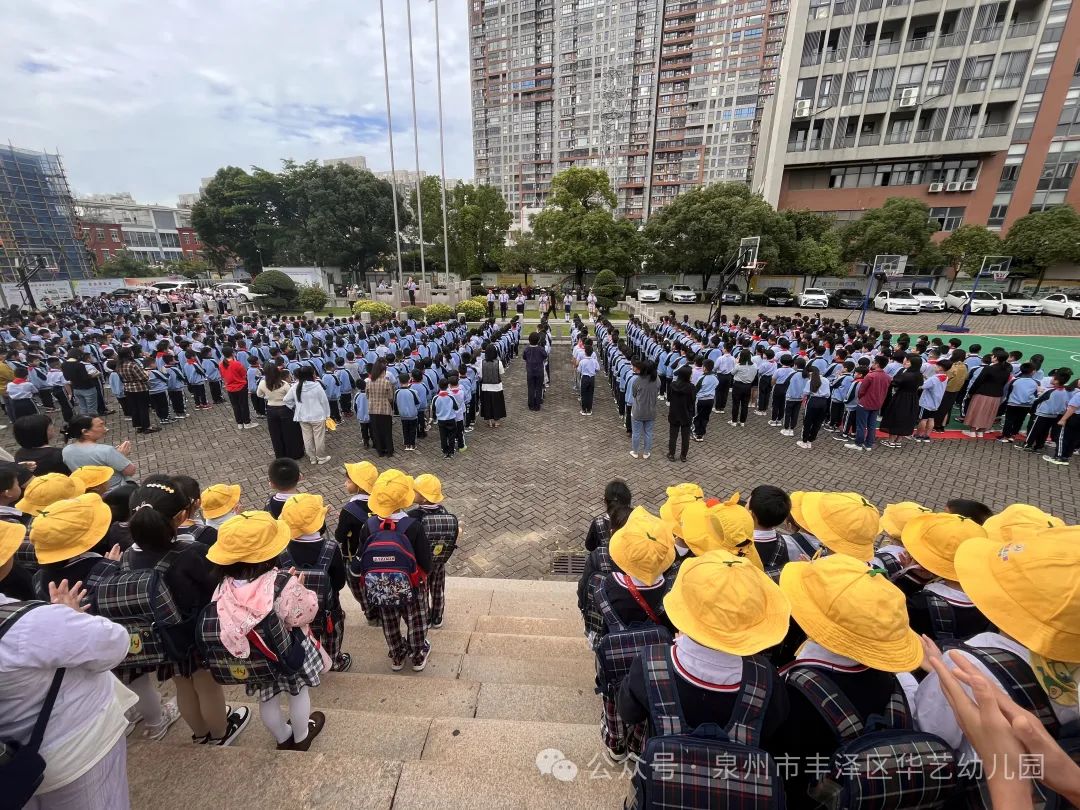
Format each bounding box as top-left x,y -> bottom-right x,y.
4,311 -> 1076,581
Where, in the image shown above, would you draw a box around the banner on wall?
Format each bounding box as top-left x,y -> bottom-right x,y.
1,281 -> 77,306
74,278 -> 127,296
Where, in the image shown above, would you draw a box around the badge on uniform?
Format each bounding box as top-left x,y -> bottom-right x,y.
129,633 -> 143,655
229,665 -> 249,681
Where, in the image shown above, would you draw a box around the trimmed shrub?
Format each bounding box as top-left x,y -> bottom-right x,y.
404,305 -> 425,321
424,303 -> 455,322
250,270 -> 298,310
592,269 -> 622,313
352,300 -> 393,320
296,284 -> 328,312
455,298 -> 486,321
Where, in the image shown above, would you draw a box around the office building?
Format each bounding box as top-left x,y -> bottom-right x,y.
324,155 -> 370,170
76,194 -> 206,266
0,145 -> 93,281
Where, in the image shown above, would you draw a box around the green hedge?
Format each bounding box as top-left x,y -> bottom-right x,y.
404,305 -> 425,321
296,284 -> 328,312
455,298 -> 486,321
250,270 -> 298,310
352,300 -> 393,320
424,303 -> 455,322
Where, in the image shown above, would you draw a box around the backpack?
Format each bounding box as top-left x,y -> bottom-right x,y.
13,540 -> 37,575
593,580 -> 673,696
355,515 -> 421,607
419,508 -> 459,567
920,591 -> 958,642
784,665 -> 958,809
581,545 -> 613,641
90,543 -> 197,672
634,645 -> 785,809
279,540 -> 339,636
198,570 -> 309,686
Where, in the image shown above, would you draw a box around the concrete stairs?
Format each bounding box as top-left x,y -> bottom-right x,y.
127,577 -> 630,809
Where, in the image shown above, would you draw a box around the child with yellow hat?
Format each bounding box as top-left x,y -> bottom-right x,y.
659,482 -> 704,575
578,501 -> 634,643
875,500 -> 935,595
0,519 -> 33,599
789,491 -> 881,564
30,493 -> 117,598
407,473 -> 459,630
202,510 -> 327,751
902,513 -> 992,643
617,550 -> 791,754
336,461 -> 379,625
348,470 -> 434,672
776,554 -> 927,804
201,483 -> 242,532
595,506 -> 675,763
70,465 -> 115,495
16,472 -> 85,517
916,527 -> 1080,764
279,494 -> 350,673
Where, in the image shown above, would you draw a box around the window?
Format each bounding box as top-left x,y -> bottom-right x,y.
95,228 -> 105,240
110,230 -> 120,243
896,64 -> 925,86
987,204 -> 1008,228
929,207 -> 965,232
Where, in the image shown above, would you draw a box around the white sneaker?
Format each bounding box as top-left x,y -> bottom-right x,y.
629,451 -> 639,458
642,453 -> 651,459
844,442 -> 862,450
243,422 -> 259,429
143,700 -> 181,741
961,430 -> 978,438
796,441 -> 811,449
728,421 -> 737,427
316,456 -> 332,465
236,424 -> 245,430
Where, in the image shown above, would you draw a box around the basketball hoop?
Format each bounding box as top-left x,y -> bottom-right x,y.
743,261 -> 767,275
883,266 -> 903,279
991,270 -> 1010,282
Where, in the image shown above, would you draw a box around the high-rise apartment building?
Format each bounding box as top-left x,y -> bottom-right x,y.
471,0 -> 790,222
759,0 -> 1079,234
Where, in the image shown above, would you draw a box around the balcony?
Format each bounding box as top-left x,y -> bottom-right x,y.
867,87 -> 892,102
937,30 -> 967,47
859,131 -> 883,146
834,134 -> 858,148
971,24 -> 1004,43
946,125 -> 977,139
906,35 -> 933,52
849,43 -> 873,58
877,40 -> 901,55
981,122 -> 1010,137
914,128 -> 943,142
1008,20 -> 1039,37
885,130 -> 913,144
991,75 -> 1024,90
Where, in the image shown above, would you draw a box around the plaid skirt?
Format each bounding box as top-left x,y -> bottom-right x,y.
246,633 -> 324,701
313,608 -> 346,660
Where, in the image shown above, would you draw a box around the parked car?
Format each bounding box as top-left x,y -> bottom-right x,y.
150,280 -> 197,293
636,283 -> 661,303
666,284 -> 698,303
829,288 -> 865,309
719,284 -> 744,304
1040,292 -> 1080,319
798,287 -> 830,308
759,287 -> 795,307
902,286 -> 946,312
211,282 -> 262,302
944,289 -> 999,314
987,291 -> 1043,315
873,289 -> 921,314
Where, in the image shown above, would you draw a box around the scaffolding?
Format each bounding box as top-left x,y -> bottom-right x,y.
0,144 -> 93,284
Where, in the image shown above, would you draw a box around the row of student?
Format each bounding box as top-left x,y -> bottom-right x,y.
0,457 -> 459,809
575,478 -> 1078,808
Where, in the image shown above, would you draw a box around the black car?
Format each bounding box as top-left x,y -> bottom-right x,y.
760,286 -> 794,306
830,288 -> 866,309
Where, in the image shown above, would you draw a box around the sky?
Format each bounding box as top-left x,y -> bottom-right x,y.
2,0 -> 474,206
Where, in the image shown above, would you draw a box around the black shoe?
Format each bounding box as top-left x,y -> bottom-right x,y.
211,706 -> 251,746
332,653 -> 353,673
666,454 -> 676,461
291,711 -> 326,752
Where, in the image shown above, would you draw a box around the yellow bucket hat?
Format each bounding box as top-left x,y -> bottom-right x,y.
610,506 -> 675,583
16,473 -> 86,517
956,533 -> 1080,662
0,521 -> 25,567
902,513 -> 987,581
207,511 -> 291,566
659,483 -> 704,527
880,501 -> 931,539
983,504 -> 1065,544
280,493 -> 328,539
70,466 -> 115,491
664,550 -> 790,655
345,461 -> 378,494
368,469 -> 416,519
790,492 -> 880,562
780,555 -> 923,672
414,474 -> 444,504
201,484 -> 242,519
679,495 -> 763,569
30,494 -> 111,565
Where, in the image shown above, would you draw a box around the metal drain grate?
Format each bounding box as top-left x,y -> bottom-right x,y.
551,551 -> 588,576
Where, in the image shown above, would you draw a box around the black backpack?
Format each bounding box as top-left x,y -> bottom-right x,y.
581,545 -> 613,642
279,540 -> 339,635
784,665 -> 958,809
593,580 -> 673,696
634,645 -> 786,809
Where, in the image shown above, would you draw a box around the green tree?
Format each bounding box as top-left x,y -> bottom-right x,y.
591,269 -> 623,313
449,183 -> 511,278
644,183 -> 795,289
296,284 -> 328,312
839,198 -> 938,267
1005,206 -> 1080,287
533,168 -> 642,287
250,269 -> 298,310
497,232 -> 546,282
96,251 -> 155,278
940,224 -> 1003,279
783,207 -> 845,280
191,166 -> 281,274
163,258 -> 213,279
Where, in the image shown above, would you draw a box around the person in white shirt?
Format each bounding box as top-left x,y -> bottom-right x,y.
283,366 -> 332,465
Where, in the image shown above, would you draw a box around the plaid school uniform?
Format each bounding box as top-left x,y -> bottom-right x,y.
376,590 -> 429,666
279,538 -> 345,661
581,545 -> 613,642
416,506 -> 459,626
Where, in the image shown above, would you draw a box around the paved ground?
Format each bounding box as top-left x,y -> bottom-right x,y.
4,311 -> 1076,581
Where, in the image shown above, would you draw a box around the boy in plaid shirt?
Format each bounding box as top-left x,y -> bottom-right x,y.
408,474 -> 459,629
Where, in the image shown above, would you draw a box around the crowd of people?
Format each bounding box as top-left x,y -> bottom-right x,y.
572,310 -> 1079,466
0,455 -> 459,809
577,478 -> 1080,809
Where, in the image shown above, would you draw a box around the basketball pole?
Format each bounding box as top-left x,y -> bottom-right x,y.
857,263 -> 878,328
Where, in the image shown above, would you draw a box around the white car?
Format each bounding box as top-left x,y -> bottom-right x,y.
150,280 -> 197,293
637,283 -> 661,303
873,289 -> 921,313
666,284 -> 697,304
1040,292 -> 1080,319
212,282 -> 262,302
944,289 -> 999,314
798,287 -> 830,308
903,286 -> 946,312
988,292 -> 1043,315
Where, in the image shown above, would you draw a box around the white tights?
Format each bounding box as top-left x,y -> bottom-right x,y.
128,673 -> 163,727
258,687 -> 312,744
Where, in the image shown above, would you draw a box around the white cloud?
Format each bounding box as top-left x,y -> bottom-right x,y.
1,0 -> 474,205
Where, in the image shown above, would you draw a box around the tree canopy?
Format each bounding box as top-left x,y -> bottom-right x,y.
1004,205 -> 1080,277
940,224 -> 1002,278
96,251 -> 156,278
839,197 -> 938,267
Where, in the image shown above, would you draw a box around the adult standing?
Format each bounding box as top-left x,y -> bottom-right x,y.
515,291 -> 526,317
61,348 -> 100,417
480,346 -> 507,427
666,365 -> 694,462
933,349 -> 968,431
258,364 -> 305,460
116,348 -> 156,434
587,289 -> 598,321
13,414 -> 70,475
880,355 -> 923,447
522,333 -> 547,411
219,347 -> 256,430
499,289 -> 509,320
486,289 -> 496,320
61,415 -> 136,489
963,350 -> 1012,439
845,355 -> 890,452
283,366 -> 331,465
367,360 -> 396,458
407,277 -> 417,306
629,360 -> 660,459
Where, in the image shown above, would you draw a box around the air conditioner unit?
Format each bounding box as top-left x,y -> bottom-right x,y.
898,87 -> 919,107
794,99 -> 813,118
961,180 -> 978,191
928,182 -> 944,192
946,181 -> 962,191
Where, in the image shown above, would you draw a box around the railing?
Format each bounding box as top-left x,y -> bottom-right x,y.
980,122 -> 1010,137
849,43 -> 873,58
867,87 -> 892,102
859,131 -> 883,146
971,23 -> 1004,43
946,125 -> 977,139
885,130 -> 913,144
787,138 -> 808,152
938,30 -> 967,47
843,90 -> 866,104
824,48 -> 847,62
960,77 -> 988,92
802,53 -> 822,66
906,35 -> 933,52
914,128 -> 943,142
877,40 -> 901,55
992,74 -> 1024,90
808,137 -> 826,150
834,134 -> 858,148
1008,20 -> 1039,37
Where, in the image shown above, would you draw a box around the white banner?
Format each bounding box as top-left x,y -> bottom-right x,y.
1,281 -> 76,306
74,278 -> 127,297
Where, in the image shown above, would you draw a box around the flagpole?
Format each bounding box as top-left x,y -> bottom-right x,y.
379,0 -> 404,286
405,0 -> 426,286
432,0 -> 452,287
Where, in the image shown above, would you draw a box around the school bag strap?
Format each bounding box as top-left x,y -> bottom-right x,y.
624,578 -> 662,625
784,665 -> 910,745
643,644 -> 688,738
343,500 -> 369,523
956,644 -> 1060,738
593,580 -> 627,634
726,655 -> 773,747
785,531 -> 819,560
921,591 -> 958,641
0,600 -> 46,644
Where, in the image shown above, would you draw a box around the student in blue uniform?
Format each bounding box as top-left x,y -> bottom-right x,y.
200,348 -> 224,403
247,356 -> 265,418
692,359 -> 717,441
796,366 -> 831,449
1045,386 -> 1080,466
320,366 -> 341,422
780,358 -> 809,436
998,362 -> 1038,443
578,344 -> 601,416
1023,369 -> 1071,453
395,373 -> 421,451
146,355 -> 173,424
163,353 -> 188,419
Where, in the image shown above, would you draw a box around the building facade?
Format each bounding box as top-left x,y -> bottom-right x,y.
324,155 -> 370,170
759,0 -> 1079,235
0,146 -> 93,281
76,194 -> 206,266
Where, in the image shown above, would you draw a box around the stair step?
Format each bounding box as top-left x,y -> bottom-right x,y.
423,716 -> 611,773
127,745 -> 402,809
458,654 -> 597,689
474,615 -> 583,638
343,628 -> 472,657
340,594 -> 492,630
475,682 -> 600,724
489,593 -> 580,619
444,577 -> 579,596
466,631 -> 593,661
